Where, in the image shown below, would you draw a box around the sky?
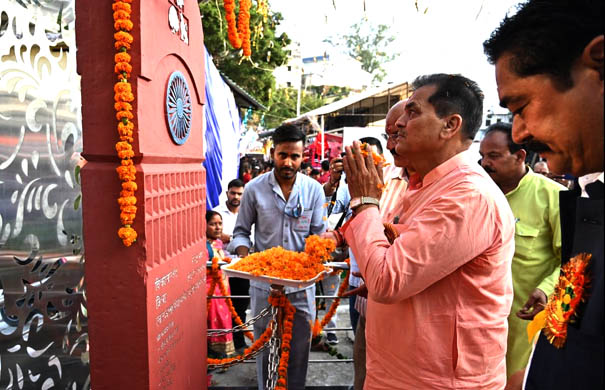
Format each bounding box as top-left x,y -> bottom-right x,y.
269,0 -> 523,114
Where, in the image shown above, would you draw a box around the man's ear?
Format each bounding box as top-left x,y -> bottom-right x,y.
441,114 -> 463,139
515,149 -> 527,164
270,147 -> 275,159
582,35 -> 604,83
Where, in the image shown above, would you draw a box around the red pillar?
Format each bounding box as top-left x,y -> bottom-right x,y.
76,1 -> 207,388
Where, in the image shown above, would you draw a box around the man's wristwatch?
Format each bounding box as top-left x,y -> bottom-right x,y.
350,196 -> 380,210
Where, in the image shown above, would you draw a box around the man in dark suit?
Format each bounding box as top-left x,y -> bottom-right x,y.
484,0 -> 603,388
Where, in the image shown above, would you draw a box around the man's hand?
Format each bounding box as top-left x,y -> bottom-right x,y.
341,271 -> 368,298
320,230 -> 339,244
341,284 -> 368,299
517,288 -> 547,320
220,233 -> 231,244
323,158 -> 345,196
343,141 -> 384,199
504,368 -> 525,390
235,246 -> 249,258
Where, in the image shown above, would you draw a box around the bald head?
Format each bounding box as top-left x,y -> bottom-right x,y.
385,99 -> 408,168
386,100 -> 407,129
533,161 -> 549,176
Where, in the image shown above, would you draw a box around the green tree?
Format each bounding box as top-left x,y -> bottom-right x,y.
264,88 -> 326,129
325,20 -> 399,83
199,1 -> 291,105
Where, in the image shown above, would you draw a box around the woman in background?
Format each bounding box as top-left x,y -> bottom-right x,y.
206,210 -> 235,358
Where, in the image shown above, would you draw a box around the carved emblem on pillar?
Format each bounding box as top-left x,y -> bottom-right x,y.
166,70 -> 192,145
168,0 -> 189,45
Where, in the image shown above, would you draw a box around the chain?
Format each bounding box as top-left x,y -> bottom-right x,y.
207,332 -> 271,370
264,304 -> 281,390
207,306 -> 271,337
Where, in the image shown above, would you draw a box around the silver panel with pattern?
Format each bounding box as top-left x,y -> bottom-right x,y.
0,0 -> 89,388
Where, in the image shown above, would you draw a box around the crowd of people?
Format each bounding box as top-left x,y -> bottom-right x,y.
207,0 -> 603,389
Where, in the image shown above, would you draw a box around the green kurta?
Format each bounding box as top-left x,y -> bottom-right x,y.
505,168 -> 565,377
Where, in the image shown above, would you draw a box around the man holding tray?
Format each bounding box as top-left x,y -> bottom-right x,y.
341,74 -> 515,389
232,123 -> 327,390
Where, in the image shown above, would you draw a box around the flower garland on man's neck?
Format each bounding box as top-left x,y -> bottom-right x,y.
113,0 -> 138,246
223,0 -> 251,57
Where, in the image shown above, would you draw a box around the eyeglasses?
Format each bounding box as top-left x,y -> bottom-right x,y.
381,133 -> 399,141
275,191 -> 304,219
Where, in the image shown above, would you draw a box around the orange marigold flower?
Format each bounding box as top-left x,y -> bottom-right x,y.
118,196 -> 137,206
115,52 -> 131,63
118,226 -> 137,246
113,10 -> 130,22
118,121 -> 134,132
114,61 -> 132,75
114,40 -> 131,50
116,165 -> 136,181
122,181 -> 137,192
120,190 -> 134,198
115,91 -> 135,103
114,31 -> 133,44
114,19 -> 134,31
116,141 -> 132,151
114,82 -> 132,94
116,110 -> 134,121
114,101 -> 132,112
112,2 -> 131,13
360,142 -> 386,166
118,149 -> 134,159
121,205 -> 137,214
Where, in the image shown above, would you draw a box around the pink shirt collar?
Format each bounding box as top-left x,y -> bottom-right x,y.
413,150 -> 473,190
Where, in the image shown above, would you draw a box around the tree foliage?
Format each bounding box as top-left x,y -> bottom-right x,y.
326,20 -> 399,83
264,88 -> 326,129
199,1 -> 291,105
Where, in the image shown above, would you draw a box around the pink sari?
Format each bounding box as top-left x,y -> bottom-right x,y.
207,239 -> 235,357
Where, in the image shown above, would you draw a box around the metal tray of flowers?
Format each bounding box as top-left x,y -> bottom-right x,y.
222,257 -> 332,289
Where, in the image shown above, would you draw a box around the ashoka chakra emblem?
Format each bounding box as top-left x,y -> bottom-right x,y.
165,71 -> 192,145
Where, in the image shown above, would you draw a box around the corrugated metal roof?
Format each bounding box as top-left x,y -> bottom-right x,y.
290,81 -> 411,120
219,71 -> 267,111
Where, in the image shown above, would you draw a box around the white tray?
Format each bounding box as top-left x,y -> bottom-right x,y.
324,261 -> 350,270
222,258 -> 332,288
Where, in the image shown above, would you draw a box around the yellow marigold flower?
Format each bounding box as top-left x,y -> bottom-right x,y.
563,294 -> 571,305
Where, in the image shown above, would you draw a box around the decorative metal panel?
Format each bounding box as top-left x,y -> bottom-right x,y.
0,1 -> 89,389
165,70 -> 193,145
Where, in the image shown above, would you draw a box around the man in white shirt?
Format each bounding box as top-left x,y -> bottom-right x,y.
213,179 -> 244,243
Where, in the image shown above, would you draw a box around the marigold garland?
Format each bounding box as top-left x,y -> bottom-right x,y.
113,0 -> 137,246
207,317 -> 274,366
207,290 -> 295,369
268,294 -> 296,390
207,256 -> 254,341
312,259 -> 350,338
223,0 -> 252,57
527,253 -> 592,348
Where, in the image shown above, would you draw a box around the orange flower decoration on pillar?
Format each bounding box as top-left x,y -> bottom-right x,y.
113,0 -> 137,246
224,0 -> 252,57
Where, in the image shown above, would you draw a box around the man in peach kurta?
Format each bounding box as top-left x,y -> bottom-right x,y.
342,74 -> 515,389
